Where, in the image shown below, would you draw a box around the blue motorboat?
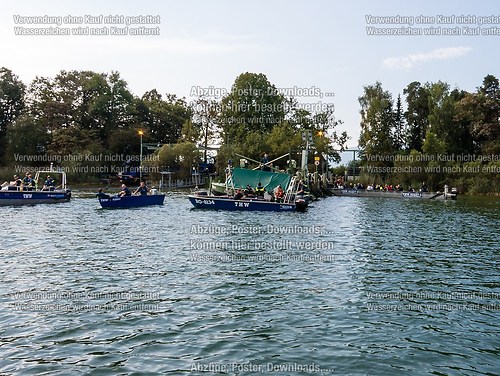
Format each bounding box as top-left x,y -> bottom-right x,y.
190,166 -> 308,212
188,194 -> 307,212
0,169 -> 71,206
98,193 -> 165,208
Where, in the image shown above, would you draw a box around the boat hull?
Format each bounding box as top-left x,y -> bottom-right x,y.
331,189 -> 456,200
99,194 -> 165,208
188,195 -> 305,212
0,190 -> 71,206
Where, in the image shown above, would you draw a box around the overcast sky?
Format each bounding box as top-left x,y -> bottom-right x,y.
1,0 -> 498,157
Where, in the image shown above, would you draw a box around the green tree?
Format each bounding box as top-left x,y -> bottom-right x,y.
358,82 -> 396,159
189,97 -> 220,162
403,81 -> 430,151
393,94 -> 406,150
266,121 -> 301,161
455,74 -> 500,154
5,114 -> 49,166
28,70 -> 134,144
156,142 -> 200,178
220,72 -> 285,145
421,130 -> 447,190
141,90 -> 191,144
0,67 -> 26,164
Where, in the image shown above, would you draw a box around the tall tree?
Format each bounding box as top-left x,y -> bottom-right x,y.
393,94 -> 406,150
0,68 -> 26,164
189,96 -> 220,162
358,82 -> 396,158
220,72 -> 285,146
403,81 -> 430,151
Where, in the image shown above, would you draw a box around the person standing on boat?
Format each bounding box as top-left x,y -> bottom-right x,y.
134,181 -> 149,196
118,184 -> 131,197
261,153 -> 271,171
296,180 -> 305,197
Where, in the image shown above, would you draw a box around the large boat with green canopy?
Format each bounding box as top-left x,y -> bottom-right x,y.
189,167 -> 308,212
211,168 -> 291,196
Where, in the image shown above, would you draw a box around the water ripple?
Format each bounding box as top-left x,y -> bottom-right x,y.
0,195 -> 498,374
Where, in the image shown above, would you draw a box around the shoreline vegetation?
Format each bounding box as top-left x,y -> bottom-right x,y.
0,67 -> 498,195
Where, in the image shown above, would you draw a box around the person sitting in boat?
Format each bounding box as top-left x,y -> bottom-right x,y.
8,175 -> 23,190
22,173 -> 35,191
96,188 -> 110,199
274,185 -> 284,202
255,182 -> 265,197
421,182 -> 428,192
118,184 -> 131,197
244,184 -> 255,197
42,175 -> 55,191
234,189 -> 244,200
134,181 -> 149,196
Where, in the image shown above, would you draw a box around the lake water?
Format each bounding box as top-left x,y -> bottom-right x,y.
0,193 -> 499,375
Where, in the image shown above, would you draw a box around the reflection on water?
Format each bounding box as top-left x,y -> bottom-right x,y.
0,193 -> 498,374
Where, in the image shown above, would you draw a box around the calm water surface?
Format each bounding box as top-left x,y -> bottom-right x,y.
0,193 -> 499,375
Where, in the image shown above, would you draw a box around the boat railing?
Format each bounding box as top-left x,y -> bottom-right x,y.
283,176 -> 299,204
224,166 -> 236,196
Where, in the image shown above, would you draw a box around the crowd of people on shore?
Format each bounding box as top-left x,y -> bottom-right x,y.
335,180 -> 429,193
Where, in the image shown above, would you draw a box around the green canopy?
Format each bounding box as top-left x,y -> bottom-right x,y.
229,168 -> 291,191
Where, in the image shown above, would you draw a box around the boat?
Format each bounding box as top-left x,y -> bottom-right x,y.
331,185 -> 457,200
189,168 -> 308,212
0,169 -> 71,206
98,191 -> 165,209
188,194 -> 307,212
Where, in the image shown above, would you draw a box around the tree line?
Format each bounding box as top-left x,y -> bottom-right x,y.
1,66 -> 497,193
356,75 -> 499,194
0,68 -> 347,182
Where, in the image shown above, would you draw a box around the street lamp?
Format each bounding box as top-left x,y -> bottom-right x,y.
138,130 -> 144,181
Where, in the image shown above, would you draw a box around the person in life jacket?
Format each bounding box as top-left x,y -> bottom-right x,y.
255,182 -> 265,197
22,173 -> 35,191
274,185 -> 284,202
42,175 -> 55,191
